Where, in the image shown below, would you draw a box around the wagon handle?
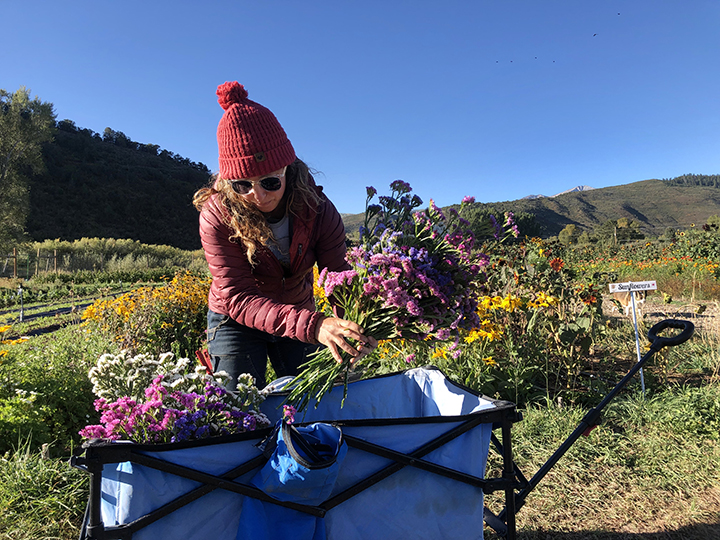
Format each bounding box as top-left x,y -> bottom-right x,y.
496,318 -> 694,533
647,319 -> 694,350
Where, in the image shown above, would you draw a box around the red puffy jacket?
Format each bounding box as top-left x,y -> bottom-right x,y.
199,184 -> 349,343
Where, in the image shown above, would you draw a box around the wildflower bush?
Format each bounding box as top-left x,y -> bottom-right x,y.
0,438 -> 89,540
80,351 -> 269,443
3,237 -> 206,278
82,270 -> 211,357
357,238 -> 606,405
0,324 -> 28,358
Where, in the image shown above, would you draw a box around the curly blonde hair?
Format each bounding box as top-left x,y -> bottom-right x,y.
193,159 -> 322,265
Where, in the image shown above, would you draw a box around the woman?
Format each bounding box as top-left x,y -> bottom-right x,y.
194,81 -> 376,389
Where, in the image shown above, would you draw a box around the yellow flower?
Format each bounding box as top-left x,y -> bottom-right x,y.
483,356 -> 497,366
431,348 -> 448,360
0,325 -> 11,333
498,294 -> 522,312
313,265 -> 330,312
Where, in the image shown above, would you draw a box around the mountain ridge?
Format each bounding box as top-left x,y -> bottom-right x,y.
522,185 -> 595,200
341,178 -> 720,238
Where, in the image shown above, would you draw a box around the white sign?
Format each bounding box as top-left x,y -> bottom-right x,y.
608,281 -> 657,293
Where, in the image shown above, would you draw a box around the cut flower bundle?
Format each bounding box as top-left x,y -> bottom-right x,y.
287,181 -> 517,411
80,352 -> 269,444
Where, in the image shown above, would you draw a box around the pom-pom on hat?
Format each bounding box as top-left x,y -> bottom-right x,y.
216,81 -> 296,180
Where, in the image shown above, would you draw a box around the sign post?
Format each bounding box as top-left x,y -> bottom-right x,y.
17,286 -> 24,323
608,281 -> 657,395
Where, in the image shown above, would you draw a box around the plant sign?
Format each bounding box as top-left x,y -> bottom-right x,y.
608,280 -> 658,394
608,281 -> 657,293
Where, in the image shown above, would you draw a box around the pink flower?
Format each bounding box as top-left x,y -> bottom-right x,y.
283,405 -> 297,424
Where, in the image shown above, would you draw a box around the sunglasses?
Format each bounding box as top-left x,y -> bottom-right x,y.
230,175 -> 284,195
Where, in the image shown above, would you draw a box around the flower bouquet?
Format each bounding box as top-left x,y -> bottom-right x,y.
80,352 -> 270,444
286,181 -> 517,411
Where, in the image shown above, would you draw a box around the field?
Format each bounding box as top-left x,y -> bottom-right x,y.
0,235 -> 719,540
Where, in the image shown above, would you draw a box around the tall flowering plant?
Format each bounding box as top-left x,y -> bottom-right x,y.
287,181 -> 516,411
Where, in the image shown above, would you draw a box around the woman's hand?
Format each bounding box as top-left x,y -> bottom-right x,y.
315,317 -> 378,364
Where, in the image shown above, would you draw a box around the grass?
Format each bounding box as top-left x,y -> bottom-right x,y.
0,439 -> 88,540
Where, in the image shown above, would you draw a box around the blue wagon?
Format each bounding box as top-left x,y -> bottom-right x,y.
72,319 -> 693,540
73,366 -> 520,540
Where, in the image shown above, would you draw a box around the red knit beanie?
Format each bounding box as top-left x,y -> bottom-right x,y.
216,81 -> 296,180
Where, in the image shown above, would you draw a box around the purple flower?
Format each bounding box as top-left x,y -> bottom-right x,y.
79,424 -> 108,439
243,414 -> 257,431
366,186 -> 377,198
406,300 -> 422,316
390,180 -> 412,194
429,199 -> 446,221
462,196 -> 475,204
320,269 -> 359,297
504,211 -> 515,227
435,328 -> 452,340
405,353 -> 416,364
489,215 -> 501,239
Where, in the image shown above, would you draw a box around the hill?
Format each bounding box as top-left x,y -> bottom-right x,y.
342,177 -> 720,238
27,122 -> 210,250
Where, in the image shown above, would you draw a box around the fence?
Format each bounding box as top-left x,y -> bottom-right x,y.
0,248 -> 57,280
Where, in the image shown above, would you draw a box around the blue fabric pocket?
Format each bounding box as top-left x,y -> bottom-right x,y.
236,421 -> 347,540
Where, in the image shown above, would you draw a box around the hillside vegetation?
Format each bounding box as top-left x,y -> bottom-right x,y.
27,121 -> 210,250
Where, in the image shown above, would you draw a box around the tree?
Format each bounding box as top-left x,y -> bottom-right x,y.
0,87 -> 56,251
705,214 -> 720,232
558,224 -> 580,245
577,231 -> 592,244
594,218 -> 644,246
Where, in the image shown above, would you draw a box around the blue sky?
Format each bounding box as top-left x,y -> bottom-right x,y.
4,1 -> 720,214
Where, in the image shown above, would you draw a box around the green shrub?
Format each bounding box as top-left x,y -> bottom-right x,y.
0,325 -> 114,454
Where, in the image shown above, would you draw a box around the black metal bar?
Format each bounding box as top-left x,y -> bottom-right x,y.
129,452 -> 327,518
491,432 -> 529,489
342,434 -> 490,489
501,418 -> 517,540
75,453 -> 106,539
121,454 -> 269,536
322,413 -> 489,510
